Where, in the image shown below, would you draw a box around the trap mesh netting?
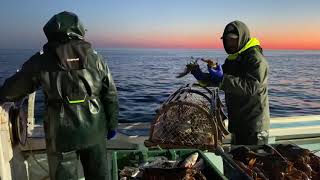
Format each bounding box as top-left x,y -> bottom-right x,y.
145,84 -> 229,150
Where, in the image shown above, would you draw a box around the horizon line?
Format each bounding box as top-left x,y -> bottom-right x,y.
1,47 -> 320,51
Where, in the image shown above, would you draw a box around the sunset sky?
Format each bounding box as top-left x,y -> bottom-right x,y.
0,0 -> 319,50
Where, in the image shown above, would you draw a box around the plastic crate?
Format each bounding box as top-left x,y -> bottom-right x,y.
111,149 -> 227,180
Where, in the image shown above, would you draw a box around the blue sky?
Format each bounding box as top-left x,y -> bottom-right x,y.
0,0 -> 319,49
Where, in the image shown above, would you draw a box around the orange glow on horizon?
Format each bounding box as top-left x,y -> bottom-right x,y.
92,30 -> 320,50
258,35 -> 320,50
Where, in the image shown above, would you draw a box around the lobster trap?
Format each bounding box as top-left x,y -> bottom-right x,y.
145,84 -> 229,150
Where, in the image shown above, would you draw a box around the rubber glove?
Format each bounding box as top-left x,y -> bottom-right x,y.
207,64 -> 223,83
107,130 -> 117,140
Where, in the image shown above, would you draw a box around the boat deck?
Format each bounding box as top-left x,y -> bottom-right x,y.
23,115 -> 320,150
2,115 -> 320,180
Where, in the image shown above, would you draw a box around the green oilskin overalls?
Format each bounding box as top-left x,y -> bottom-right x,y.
0,12 -> 119,180
220,21 -> 270,145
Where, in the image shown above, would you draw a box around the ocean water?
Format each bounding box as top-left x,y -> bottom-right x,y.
0,48 -> 319,123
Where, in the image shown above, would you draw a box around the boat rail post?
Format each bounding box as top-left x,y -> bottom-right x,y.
27,92 -> 35,136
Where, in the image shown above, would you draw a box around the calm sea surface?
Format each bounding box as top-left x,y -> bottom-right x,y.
0,48 -> 319,123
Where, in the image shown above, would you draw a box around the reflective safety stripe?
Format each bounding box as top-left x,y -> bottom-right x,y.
66,95 -> 86,104
227,38 -> 261,60
47,95 -> 98,104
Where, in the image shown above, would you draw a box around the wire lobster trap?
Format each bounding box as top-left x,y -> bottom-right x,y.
145,83 -> 229,150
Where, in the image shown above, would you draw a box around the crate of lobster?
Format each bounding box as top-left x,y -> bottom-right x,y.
114,149 -> 227,180
227,144 -> 320,180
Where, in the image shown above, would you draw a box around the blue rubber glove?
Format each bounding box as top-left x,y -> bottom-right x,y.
207,64 -> 223,83
107,130 -> 116,140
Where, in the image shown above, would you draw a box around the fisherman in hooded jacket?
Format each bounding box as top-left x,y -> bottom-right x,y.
192,20 -> 270,145
0,11 -> 119,180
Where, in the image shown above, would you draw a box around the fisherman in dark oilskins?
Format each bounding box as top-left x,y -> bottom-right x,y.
0,11 -> 119,180
192,20 -> 270,145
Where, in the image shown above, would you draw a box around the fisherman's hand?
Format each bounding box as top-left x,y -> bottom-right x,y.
107,130 -> 117,140
208,64 -> 223,83
201,58 -> 217,69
